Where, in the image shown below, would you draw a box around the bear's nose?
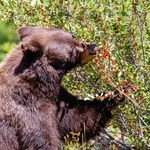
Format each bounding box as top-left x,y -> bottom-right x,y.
88,44 -> 97,55
89,44 -> 97,50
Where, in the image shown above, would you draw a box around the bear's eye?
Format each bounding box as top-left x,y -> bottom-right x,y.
72,35 -> 76,39
81,43 -> 86,49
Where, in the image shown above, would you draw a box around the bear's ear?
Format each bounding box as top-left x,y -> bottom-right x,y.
17,27 -> 32,41
17,27 -> 42,53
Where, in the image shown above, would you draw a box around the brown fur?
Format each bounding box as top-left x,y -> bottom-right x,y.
0,27 -> 131,150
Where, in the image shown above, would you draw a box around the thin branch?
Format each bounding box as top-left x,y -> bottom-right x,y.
100,128 -> 134,150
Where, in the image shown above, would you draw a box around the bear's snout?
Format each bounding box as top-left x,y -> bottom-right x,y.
79,43 -> 97,65
86,43 -> 97,55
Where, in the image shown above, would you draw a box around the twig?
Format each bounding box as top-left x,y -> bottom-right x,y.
100,128 -> 134,150
117,111 -> 132,135
115,87 -> 147,111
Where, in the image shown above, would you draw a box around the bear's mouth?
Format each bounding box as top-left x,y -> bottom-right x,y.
79,44 -> 97,65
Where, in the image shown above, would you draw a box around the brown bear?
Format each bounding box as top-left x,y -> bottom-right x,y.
0,27 -> 135,150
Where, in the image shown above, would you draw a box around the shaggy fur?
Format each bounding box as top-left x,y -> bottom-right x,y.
0,27 -> 133,150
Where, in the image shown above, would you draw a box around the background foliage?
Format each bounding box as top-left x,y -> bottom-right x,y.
0,21 -> 17,61
0,0 -> 149,149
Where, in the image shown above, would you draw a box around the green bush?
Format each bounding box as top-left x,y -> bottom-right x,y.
0,21 -> 17,61
0,0 -> 149,149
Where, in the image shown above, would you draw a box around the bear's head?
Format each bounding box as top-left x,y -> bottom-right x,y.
17,27 -> 97,72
